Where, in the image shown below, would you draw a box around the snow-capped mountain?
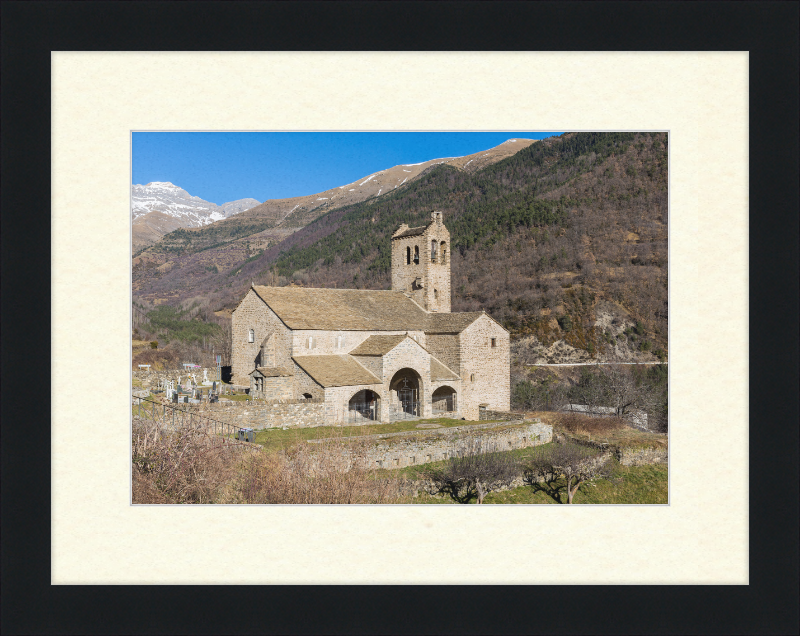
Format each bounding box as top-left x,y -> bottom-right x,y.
131,182 -> 259,251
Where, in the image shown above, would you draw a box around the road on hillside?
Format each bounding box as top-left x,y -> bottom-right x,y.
526,361 -> 665,367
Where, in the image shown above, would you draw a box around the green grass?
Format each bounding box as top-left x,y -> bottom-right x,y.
253,418 -> 496,453
409,460 -> 668,504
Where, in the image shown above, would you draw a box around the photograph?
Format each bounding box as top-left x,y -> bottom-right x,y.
131,131 -> 669,505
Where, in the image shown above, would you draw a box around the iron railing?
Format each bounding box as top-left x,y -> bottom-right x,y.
132,395 -> 256,449
390,401 -> 420,421
346,401 -> 379,424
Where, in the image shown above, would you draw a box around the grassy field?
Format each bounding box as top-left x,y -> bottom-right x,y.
410,460 -> 668,505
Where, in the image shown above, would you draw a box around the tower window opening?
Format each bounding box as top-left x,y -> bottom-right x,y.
434,289 -> 438,300
307,336 -> 315,349
413,245 -> 419,264
431,240 -> 437,263
491,338 -> 497,348
406,246 -> 411,265
248,329 -> 254,343
441,242 -> 447,265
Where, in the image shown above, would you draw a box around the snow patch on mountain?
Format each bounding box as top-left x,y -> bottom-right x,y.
131,182 -> 259,229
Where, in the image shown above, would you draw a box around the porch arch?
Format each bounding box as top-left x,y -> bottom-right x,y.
432,385 -> 457,414
389,368 -> 423,419
347,389 -> 380,423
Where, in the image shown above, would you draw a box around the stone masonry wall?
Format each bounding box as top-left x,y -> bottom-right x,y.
390,213 -> 451,313
186,399 -> 327,429
459,314 -> 511,419
292,329 -> 426,357
292,361 -> 326,401
426,333 -> 461,374
231,289 -> 293,385
308,419 -> 553,470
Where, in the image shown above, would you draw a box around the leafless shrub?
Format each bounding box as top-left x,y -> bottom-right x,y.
423,438 -> 519,504
132,419 -> 403,504
132,417 -> 246,504
238,438 -> 402,504
524,442 -> 611,504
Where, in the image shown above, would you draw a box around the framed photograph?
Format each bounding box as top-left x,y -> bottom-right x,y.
3,2 -> 796,634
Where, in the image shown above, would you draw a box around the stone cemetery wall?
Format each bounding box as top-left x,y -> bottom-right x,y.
185,398 -> 327,430
308,419 -> 553,470
133,367 -> 219,390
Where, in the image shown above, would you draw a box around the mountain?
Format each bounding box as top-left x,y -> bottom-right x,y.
133,132 -> 668,364
131,182 -> 259,252
135,139 -> 538,258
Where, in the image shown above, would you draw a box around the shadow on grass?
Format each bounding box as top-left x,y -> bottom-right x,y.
524,476 -> 565,504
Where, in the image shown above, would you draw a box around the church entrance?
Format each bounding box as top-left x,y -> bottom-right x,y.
389,368 -> 421,420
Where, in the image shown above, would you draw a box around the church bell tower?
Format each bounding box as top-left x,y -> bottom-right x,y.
390,210 -> 451,313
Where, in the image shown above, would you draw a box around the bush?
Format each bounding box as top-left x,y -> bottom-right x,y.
150,341 -> 158,349
423,439 -> 520,504
558,314 -> 573,332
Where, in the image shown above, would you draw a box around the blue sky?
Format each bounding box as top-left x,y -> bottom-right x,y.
132,132 -> 563,205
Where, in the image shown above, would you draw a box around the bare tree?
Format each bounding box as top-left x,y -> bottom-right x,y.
525,441 -> 611,504
423,439 -> 519,504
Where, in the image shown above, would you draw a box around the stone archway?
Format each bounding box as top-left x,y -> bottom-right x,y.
347,389 -> 380,423
389,368 -> 422,419
432,385 -> 457,414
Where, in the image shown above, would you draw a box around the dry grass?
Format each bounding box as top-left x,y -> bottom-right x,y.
531,411 -> 667,450
131,417 -> 404,504
556,412 -> 626,436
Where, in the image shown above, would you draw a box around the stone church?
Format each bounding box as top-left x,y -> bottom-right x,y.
231,211 -> 510,423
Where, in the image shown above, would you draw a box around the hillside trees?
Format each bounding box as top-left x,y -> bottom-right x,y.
133,131 -> 668,357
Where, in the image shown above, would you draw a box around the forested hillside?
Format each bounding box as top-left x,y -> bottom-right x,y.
134,132 -> 668,360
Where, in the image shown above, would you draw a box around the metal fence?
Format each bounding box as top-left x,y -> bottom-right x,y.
346,401 -> 379,424
132,396 -> 256,449
390,401 -> 420,421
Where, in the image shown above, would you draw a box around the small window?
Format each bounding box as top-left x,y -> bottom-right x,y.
336,335 -> 344,349
406,246 -> 411,265
440,242 -> 447,265
413,245 -> 419,264
431,239 -> 437,263
307,336 -> 315,349
491,338 -> 496,348
434,289 -> 438,300
470,373 -> 476,382
302,393 -> 313,400
248,329 -> 254,343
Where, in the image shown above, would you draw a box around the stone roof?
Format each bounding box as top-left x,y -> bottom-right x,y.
292,355 -> 381,388
348,334 -> 409,356
252,286 -> 429,331
431,357 -> 460,381
249,366 -> 293,377
391,224 -> 429,239
426,311 -> 484,333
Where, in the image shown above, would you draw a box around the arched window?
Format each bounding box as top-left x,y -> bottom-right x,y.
431,240 -> 437,263
406,246 -> 411,265
440,242 -> 447,265
413,245 -> 419,264
248,329 -> 254,343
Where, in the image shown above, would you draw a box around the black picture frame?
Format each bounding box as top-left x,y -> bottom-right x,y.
2,2 -> 797,634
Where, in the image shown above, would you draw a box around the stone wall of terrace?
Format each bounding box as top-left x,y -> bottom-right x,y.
308,419 -> 553,470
